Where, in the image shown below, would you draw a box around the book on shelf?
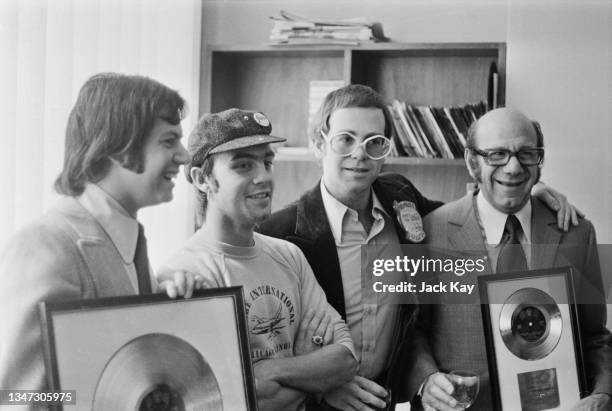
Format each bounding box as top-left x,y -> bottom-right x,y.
488,62 -> 499,110
402,102 -> 436,158
386,100 -> 490,159
389,100 -> 422,157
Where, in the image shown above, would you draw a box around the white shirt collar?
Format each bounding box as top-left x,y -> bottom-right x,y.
78,183 -> 139,264
476,191 -> 532,246
319,181 -> 387,242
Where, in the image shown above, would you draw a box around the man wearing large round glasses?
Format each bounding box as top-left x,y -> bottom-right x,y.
259,85 -> 580,410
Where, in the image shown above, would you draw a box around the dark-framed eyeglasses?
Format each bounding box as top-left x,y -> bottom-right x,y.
320,131 -> 392,160
470,147 -> 544,166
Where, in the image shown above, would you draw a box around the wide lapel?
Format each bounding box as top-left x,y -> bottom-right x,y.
57,198 -> 136,297
447,194 -> 492,295
291,183 -> 347,318
530,198 -> 562,270
448,194 -> 487,254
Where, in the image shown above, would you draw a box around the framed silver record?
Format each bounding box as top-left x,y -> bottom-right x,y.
478,267 -> 587,411
39,287 -> 256,411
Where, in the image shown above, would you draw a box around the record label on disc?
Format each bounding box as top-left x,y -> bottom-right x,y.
499,288 -> 562,360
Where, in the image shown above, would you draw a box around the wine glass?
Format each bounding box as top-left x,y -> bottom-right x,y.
449,370 -> 480,409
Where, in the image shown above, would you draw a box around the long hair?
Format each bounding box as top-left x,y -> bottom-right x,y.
54,73 -> 186,196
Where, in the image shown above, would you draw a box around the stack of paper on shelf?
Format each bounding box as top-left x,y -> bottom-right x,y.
269,10 -> 390,46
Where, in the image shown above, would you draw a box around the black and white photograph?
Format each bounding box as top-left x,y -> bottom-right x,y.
1,1 -> 610,410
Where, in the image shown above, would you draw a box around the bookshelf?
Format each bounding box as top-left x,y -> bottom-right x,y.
199,42 -> 506,210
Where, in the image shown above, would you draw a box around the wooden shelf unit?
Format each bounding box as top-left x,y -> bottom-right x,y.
198,42 -> 506,209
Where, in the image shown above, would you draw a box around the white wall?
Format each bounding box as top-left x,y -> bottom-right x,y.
0,0 -> 201,270
506,0 -> 612,312
506,0 -> 611,245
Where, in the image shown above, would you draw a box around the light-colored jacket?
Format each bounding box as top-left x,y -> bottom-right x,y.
0,197 -> 137,392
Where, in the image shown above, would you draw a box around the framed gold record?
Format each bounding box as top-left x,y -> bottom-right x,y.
479,267 -> 587,411
39,287 -> 256,411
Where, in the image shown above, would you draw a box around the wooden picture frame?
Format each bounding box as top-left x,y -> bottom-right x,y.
478,266 -> 587,411
39,286 -> 256,411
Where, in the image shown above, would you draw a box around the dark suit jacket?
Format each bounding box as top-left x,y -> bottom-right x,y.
259,173 -> 443,407
407,192 -> 612,411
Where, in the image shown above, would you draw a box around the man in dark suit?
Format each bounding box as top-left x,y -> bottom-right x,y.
259,86 -> 579,410
408,107 -> 612,411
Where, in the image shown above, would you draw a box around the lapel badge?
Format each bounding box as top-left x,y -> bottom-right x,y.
393,200 -> 426,242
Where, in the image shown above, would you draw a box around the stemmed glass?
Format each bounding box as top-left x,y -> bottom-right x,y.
449,371 -> 480,410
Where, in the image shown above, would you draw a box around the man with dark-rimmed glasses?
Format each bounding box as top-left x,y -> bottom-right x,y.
408,107 -> 611,411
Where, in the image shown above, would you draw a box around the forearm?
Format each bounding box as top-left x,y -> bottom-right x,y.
259,345 -> 357,393
257,386 -> 306,411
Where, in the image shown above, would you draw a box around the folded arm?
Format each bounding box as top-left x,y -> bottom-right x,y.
255,343 -> 357,393
254,376 -> 306,411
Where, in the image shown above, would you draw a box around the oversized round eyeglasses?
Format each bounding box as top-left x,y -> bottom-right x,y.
321,131 -> 392,160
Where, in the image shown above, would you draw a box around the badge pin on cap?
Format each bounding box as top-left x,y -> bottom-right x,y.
253,112 -> 270,127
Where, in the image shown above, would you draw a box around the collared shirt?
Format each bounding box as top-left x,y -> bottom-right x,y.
78,183 -> 146,292
320,181 -> 402,379
475,192 -> 532,270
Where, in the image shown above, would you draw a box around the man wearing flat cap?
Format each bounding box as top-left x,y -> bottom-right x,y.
157,108 -> 357,411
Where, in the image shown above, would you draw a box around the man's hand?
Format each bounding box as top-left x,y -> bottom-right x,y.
420,372 -> 462,411
294,310 -> 334,356
531,182 -> 583,231
323,375 -> 388,410
157,270 -> 204,299
571,393 -> 612,411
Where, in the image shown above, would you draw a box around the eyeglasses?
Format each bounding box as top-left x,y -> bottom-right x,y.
321,131 -> 392,160
471,147 -> 544,166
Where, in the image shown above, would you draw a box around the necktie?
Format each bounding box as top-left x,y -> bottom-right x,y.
134,223 -> 152,294
496,215 -> 528,273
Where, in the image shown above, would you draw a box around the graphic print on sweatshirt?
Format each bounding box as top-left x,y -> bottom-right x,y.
245,284 -> 297,361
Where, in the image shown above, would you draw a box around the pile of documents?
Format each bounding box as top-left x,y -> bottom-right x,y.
269,10 -> 390,46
